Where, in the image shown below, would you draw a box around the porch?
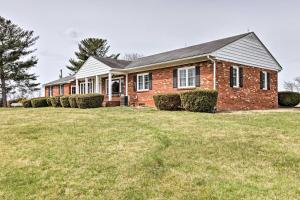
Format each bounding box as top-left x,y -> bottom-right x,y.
75,71 -> 129,106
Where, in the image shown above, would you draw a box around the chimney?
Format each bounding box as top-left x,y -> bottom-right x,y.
59,69 -> 63,79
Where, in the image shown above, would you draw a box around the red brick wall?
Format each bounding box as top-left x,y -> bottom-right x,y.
44,83 -> 73,97
127,60 -> 278,110
216,62 -> 278,111
128,62 -> 213,106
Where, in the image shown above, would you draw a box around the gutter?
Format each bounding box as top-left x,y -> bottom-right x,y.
207,55 -> 217,90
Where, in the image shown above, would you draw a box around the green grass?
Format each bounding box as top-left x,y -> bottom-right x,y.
0,107 -> 300,200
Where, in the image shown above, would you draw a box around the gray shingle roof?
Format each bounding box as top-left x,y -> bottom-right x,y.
44,75 -> 75,86
125,32 -> 251,68
93,56 -> 131,69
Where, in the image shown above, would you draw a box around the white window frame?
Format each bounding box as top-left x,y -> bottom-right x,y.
79,82 -> 85,94
178,66 -> 196,89
232,66 -> 239,88
59,84 -> 64,95
262,71 -> 268,90
49,86 -> 53,97
105,77 -> 124,95
137,73 -> 150,92
71,85 -> 76,95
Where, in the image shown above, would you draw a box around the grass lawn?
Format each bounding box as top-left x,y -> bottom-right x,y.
0,107 -> 300,199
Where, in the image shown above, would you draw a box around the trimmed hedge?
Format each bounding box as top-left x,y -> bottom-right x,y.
180,90 -> 218,113
76,94 -> 104,109
153,93 -> 181,111
278,91 -> 300,107
31,97 -> 48,108
60,96 -> 71,108
46,98 -> 52,106
69,95 -> 78,108
22,99 -> 32,108
50,96 -> 62,107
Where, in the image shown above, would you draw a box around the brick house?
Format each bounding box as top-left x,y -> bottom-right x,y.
44,32 -> 282,111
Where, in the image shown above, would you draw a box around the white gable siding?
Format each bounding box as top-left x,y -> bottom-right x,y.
212,33 -> 281,71
75,57 -> 111,79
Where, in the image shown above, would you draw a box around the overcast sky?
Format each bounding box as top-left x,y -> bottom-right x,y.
1,0 -> 299,90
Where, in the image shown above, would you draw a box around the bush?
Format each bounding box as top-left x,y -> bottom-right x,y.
278,91 -> 300,107
50,96 -> 61,107
22,99 -> 32,108
180,90 -> 218,113
60,96 -> 71,108
69,95 -> 78,108
31,97 -> 48,108
76,94 -> 104,109
46,98 -> 52,106
153,93 -> 181,111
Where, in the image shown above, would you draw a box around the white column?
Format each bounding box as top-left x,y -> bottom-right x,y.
85,77 -> 88,94
108,71 -> 112,101
75,79 -> 79,94
125,73 -> 128,96
95,75 -> 99,93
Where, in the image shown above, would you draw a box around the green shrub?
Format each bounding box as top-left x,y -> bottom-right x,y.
153,93 -> 181,111
278,91 -> 300,107
180,90 -> 218,113
60,96 -> 71,108
46,98 -> 52,106
22,99 -> 32,108
31,97 -> 48,108
76,94 -> 104,109
69,95 -> 78,108
50,96 -> 61,107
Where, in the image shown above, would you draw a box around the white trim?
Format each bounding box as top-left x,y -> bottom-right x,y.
71,85 -> 76,95
125,73 -> 128,96
262,71 -> 268,90
105,76 -> 124,95
137,73 -> 150,92
177,66 -> 196,89
232,66 -> 239,88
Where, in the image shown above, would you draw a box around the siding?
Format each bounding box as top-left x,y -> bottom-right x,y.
212,33 -> 281,71
76,57 -> 111,79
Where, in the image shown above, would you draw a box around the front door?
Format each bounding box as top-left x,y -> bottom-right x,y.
106,77 -> 124,96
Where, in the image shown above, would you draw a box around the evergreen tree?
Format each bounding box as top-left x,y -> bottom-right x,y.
67,38 -> 119,73
0,16 -> 39,107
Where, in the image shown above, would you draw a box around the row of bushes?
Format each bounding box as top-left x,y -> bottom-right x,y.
153,90 -> 218,113
23,94 -> 104,109
278,91 -> 300,107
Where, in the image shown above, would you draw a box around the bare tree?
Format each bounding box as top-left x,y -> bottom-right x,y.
123,53 -> 143,61
284,77 -> 300,92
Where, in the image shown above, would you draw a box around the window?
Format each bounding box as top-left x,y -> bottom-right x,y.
49,86 -> 53,96
137,73 -> 150,91
59,84 -> 64,95
88,80 -> 94,94
232,66 -> 239,88
79,82 -> 85,94
261,71 -> 268,90
106,77 -> 124,95
178,66 -> 196,88
71,86 -> 76,95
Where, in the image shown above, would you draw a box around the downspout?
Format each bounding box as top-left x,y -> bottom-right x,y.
207,55 -> 217,90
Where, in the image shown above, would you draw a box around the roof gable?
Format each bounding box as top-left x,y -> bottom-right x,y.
75,56 -> 112,79
212,32 -> 282,71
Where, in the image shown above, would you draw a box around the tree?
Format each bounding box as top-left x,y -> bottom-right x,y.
67,38 -> 120,73
284,77 -> 300,92
123,53 -> 143,61
0,16 -> 39,107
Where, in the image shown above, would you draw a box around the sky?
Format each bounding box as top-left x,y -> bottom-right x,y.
1,0 -> 299,90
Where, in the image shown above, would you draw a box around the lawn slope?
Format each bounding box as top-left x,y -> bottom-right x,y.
0,107 -> 300,199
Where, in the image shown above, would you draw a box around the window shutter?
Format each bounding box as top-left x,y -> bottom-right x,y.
260,71 -> 264,89
239,67 -> 243,87
267,72 -> 270,90
61,84 -> 64,95
230,67 -> 233,87
195,66 -> 200,87
173,68 -> 178,88
149,72 -> 152,90
133,75 -> 137,92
